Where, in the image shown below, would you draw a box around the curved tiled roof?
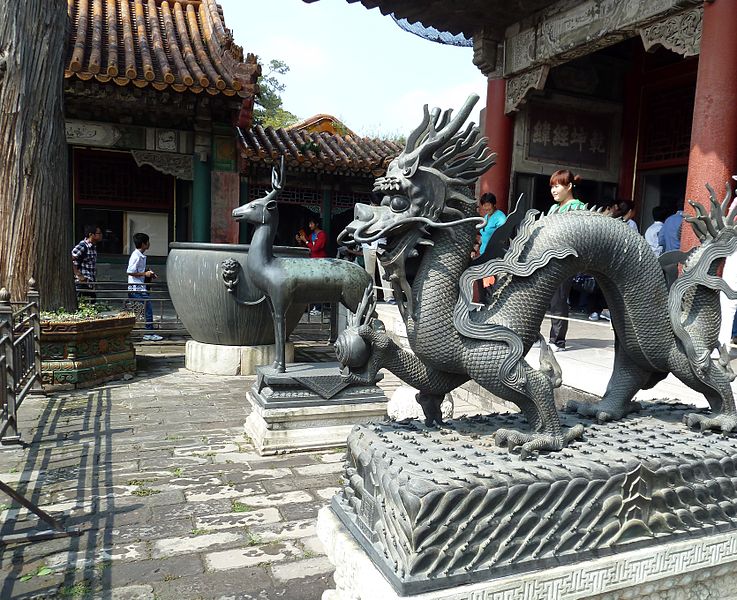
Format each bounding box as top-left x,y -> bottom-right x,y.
287,114 -> 357,137
66,0 -> 260,98
238,125 -> 403,176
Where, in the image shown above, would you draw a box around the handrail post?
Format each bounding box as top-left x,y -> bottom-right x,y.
27,278 -> 43,394
0,287 -> 18,442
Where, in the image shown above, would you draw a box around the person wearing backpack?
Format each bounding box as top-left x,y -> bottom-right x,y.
71,225 -> 103,303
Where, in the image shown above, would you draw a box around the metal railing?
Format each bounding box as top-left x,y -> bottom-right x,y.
0,280 -> 41,445
80,280 -> 187,338
0,278 -> 80,542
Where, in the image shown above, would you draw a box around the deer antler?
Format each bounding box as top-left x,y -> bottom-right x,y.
271,155 -> 285,191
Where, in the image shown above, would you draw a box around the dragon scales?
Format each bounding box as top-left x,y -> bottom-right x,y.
335,94 -> 737,458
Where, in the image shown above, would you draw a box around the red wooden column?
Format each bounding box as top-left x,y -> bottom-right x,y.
479,77 -> 514,213
681,0 -> 737,252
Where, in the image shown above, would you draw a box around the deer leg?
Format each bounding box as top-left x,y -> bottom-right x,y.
266,298 -> 286,373
273,306 -> 288,373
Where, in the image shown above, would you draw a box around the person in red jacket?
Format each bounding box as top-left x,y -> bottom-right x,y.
297,217 -> 328,258
296,217 -> 329,316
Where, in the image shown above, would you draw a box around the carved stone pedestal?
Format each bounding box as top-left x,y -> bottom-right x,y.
245,362 -> 387,455
326,402 -> 737,596
318,506 -> 737,600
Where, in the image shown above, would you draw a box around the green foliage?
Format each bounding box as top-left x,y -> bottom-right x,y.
18,565 -> 54,582
40,300 -> 128,322
231,500 -> 253,513
131,487 -> 161,497
57,580 -> 92,598
254,58 -> 299,129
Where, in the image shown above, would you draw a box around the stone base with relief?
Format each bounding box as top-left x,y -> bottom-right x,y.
245,362 -> 387,455
324,402 -> 737,596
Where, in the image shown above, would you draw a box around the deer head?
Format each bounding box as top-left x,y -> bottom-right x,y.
232,157 -> 284,225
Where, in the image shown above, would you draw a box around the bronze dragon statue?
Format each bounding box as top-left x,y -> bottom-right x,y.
335,94 -> 737,458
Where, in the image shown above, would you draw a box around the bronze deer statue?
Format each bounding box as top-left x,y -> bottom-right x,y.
232,161 -> 375,372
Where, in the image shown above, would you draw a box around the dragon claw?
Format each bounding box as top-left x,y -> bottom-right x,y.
564,399 -> 640,421
683,412 -> 737,433
494,425 -> 584,459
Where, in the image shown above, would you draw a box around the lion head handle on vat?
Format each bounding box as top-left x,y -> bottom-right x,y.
232,159 -> 376,373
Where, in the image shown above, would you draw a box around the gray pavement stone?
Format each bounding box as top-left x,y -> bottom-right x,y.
151,567 -> 273,600
111,517 -> 194,543
101,554 -> 205,587
278,502 -> 323,522
149,498 -> 234,522
260,475 -> 341,495
153,531 -> 246,559
270,556 -> 334,582
92,584 -> 155,600
194,508 -> 282,531
205,540 -> 302,571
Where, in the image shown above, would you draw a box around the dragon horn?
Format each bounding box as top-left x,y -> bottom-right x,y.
720,181 -> 732,225
684,217 -> 707,241
727,177 -> 737,226
705,182 -> 724,230
404,105 -> 432,153
687,200 -> 717,239
401,95 -> 480,166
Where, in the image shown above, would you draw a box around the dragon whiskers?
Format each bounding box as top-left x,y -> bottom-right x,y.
352,214 -> 484,244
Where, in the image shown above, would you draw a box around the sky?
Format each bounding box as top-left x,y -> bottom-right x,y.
217,0 -> 487,138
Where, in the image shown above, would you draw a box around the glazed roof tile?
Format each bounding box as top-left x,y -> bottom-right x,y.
66,0 -> 260,98
238,125 -> 403,176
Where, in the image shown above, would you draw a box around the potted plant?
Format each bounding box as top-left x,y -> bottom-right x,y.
40,302 -> 136,390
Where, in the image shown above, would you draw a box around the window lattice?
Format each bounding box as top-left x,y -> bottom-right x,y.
640,86 -> 695,165
75,150 -> 174,209
248,186 -> 321,206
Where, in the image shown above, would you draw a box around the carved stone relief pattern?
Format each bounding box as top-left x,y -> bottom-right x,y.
472,35 -> 503,78
131,150 -> 193,180
505,66 -> 549,114
639,7 -> 702,57
504,0 -> 702,76
504,28 -> 536,76
324,504 -> 737,600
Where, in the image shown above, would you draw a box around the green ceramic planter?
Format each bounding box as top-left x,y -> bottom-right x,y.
40,314 -> 136,389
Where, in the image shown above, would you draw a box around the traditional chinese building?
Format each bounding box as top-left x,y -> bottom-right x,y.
237,119 -> 402,255
64,0 -> 260,276
311,0 -> 735,250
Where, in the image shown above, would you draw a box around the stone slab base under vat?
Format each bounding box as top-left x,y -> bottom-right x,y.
317,505 -> 737,600
185,339 -> 293,375
245,362 -> 387,455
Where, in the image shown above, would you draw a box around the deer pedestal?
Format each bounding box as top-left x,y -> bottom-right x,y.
245,362 -> 388,455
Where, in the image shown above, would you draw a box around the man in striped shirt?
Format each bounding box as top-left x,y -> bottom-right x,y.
71,225 -> 102,303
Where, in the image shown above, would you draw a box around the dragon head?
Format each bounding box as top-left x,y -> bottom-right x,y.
339,95 -> 495,310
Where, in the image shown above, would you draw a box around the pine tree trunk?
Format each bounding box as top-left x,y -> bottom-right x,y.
0,0 -> 75,310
